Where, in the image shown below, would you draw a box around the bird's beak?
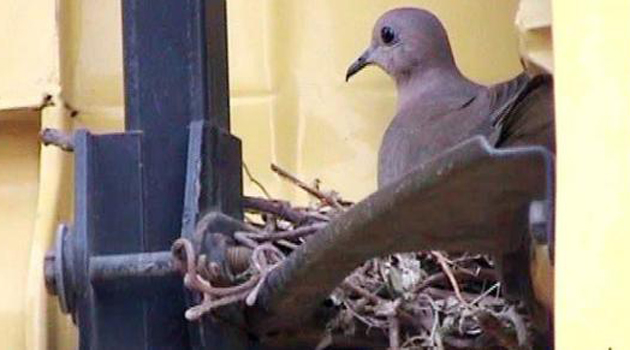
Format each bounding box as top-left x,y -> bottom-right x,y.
345,48 -> 373,82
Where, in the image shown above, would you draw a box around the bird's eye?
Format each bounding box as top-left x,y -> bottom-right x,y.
380,26 -> 396,45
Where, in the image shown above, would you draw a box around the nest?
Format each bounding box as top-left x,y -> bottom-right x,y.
172,164 -> 536,350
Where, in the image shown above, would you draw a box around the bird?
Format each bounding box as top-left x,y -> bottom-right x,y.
345,7 -> 556,347
345,8 -> 555,189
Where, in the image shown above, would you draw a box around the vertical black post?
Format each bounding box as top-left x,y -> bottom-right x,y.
122,0 -> 243,349
123,0 -> 231,251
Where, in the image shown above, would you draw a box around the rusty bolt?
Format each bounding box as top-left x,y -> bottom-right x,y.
44,250 -> 58,296
226,246 -> 252,275
40,128 -> 75,152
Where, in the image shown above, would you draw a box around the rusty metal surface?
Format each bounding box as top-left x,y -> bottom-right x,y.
252,136 -> 553,338
88,252 -> 176,285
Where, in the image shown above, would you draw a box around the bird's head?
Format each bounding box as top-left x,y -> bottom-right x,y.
346,8 -> 456,83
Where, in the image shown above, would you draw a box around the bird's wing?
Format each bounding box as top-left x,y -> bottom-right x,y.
377,93 -> 479,188
488,74 -> 555,153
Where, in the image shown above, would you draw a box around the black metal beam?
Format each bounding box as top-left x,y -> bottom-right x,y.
122,0 -> 231,253
122,0 -> 243,349
72,131 -> 158,350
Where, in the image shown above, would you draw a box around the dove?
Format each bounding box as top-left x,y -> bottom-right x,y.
346,8 -> 556,348
345,8 -> 555,188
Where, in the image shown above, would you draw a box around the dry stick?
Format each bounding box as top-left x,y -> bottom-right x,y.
470,282 -> 501,306
234,231 -> 261,249
275,239 -> 300,250
341,280 -> 380,304
243,196 -> 308,224
304,210 -> 332,222
243,162 -> 273,199
341,281 -> 423,332
343,300 -> 386,329
414,268 -> 497,293
270,163 -> 344,210
505,306 -> 531,348
432,251 -> 468,306
253,223 -> 327,242
422,287 -> 504,307
388,315 -> 400,350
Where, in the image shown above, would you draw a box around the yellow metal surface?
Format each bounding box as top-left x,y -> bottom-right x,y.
0,0 -> 78,349
26,102 -> 76,350
553,1 -> 630,349
0,0 -> 59,110
0,110 -> 40,350
515,0 -> 553,74
58,0 -> 125,133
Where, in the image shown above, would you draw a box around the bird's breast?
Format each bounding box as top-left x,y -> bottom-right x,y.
377,103 -> 492,188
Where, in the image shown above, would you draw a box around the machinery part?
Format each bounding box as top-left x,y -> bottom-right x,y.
44,0 -> 246,348
40,128 -> 75,152
44,224 -> 74,314
530,200 -> 550,245
89,252 -> 176,285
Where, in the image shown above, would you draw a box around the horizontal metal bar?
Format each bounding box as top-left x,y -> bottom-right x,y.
89,251 -> 177,284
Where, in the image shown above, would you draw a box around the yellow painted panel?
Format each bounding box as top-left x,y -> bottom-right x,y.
0,0 -> 59,109
58,0 -> 125,133
0,111 -> 41,350
515,0 -> 553,74
553,0 -> 630,349
25,103 -> 76,350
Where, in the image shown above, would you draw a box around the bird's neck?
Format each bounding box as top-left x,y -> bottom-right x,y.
395,65 -> 483,112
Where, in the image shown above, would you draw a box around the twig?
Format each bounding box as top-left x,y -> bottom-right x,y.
422,287 -> 504,306
304,210 -> 332,222
342,280 -> 381,304
388,315 -> 400,350
243,163 -> 272,199
470,282 -> 501,306
253,223 -> 327,242
343,300 -> 385,329
275,239 -> 300,250
233,231 -> 260,249
271,163 -> 343,210
415,268 -> 497,292
243,196 -> 308,224
505,306 -> 531,348
432,251 -> 468,306
342,281 -> 422,332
